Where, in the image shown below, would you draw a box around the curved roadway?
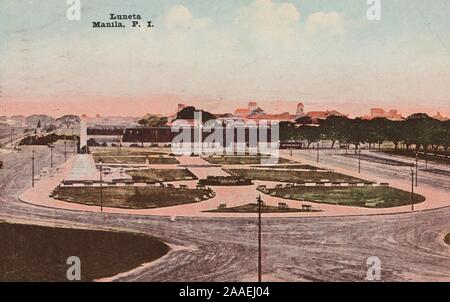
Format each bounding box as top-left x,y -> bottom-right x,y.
1,146 -> 450,281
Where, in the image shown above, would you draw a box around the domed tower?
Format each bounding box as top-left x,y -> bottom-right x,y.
248,101 -> 258,113
296,103 -> 305,117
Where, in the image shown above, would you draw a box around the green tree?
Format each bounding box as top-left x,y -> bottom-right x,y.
138,115 -> 168,127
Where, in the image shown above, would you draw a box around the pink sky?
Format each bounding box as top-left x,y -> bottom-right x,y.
1,95 -> 448,119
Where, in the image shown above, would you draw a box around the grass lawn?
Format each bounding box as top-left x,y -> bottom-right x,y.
92,149 -> 168,156
126,168 -> 197,183
94,156 -> 147,164
52,186 -> 211,209
93,156 -> 179,165
251,164 -> 322,170
147,157 -> 179,164
227,169 -> 367,183
0,222 -> 168,281
204,203 -> 319,213
203,156 -> 293,165
265,186 -> 425,208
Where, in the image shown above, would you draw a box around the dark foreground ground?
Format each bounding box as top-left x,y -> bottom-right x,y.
0,222 -> 169,281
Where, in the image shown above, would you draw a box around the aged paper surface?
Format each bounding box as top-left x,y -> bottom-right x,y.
0,0 -> 449,284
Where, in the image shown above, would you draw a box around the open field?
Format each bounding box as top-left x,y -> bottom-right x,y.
0,222 -> 169,281
52,186 -> 212,209
227,169 -> 368,183
126,168 -> 197,183
379,150 -> 450,165
204,203 -> 319,213
265,186 -> 425,208
93,156 -> 179,165
203,156 -> 293,165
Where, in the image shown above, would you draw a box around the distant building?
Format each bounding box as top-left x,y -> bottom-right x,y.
368,108 -> 404,121
296,103 -> 305,117
234,101 -> 254,118
385,110 -> 403,120
234,101 -> 298,121
306,110 -> 345,122
370,108 -> 386,118
432,112 -> 448,121
248,101 -> 258,113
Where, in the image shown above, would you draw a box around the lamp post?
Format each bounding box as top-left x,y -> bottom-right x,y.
316,142 -> 319,163
31,149 -> 35,188
98,159 -> 104,212
64,139 -> 67,163
10,128 -> 14,147
256,195 -> 263,282
415,153 -> 418,187
48,144 -> 54,168
358,149 -> 362,174
410,168 -> 415,212
71,128 -> 76,154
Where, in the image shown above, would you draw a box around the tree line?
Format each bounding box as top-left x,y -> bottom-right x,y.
280,113 -> 450,158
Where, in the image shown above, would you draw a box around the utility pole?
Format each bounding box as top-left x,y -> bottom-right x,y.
10,128 -> 14,147
411,169 -> 414,212
99,159 -> 104,212
415,153 -> 418,187
257,195 -> 263,282
64,140 -> 67,163
71,128 -> 76,154
31,149 -> 35,188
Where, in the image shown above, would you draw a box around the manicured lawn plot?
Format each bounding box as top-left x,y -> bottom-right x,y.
265,186 -> 425,208
227,169 -> 366,183
251,164 -> 322,170
52,186 -> 212,209
203,156 -> 293,165
92,149 -> 168,156
93,156 -> 179,165
147,156 -> 179,164
126,168 -> 197,183
94,156 -> 147,164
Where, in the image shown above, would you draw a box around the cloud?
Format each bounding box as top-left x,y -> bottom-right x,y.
164,5 -> 210,31
234,0 -> 301,45
305,12 -> 346,34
